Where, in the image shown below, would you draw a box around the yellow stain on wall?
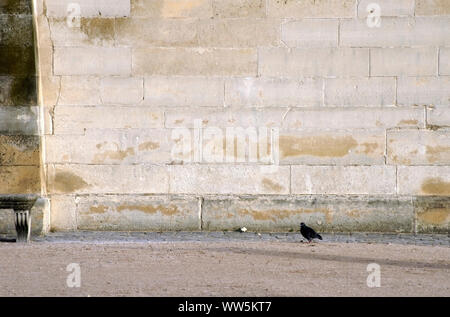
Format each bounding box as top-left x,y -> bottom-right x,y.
162,0 -> 205,17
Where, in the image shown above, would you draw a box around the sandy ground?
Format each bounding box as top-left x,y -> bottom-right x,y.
0,237 -> 449,296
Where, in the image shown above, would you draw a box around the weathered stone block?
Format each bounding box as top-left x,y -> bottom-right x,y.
144,76 -> 224,107
45,130 -> 172,164
54,106 -> 164,134
0,76 -> 36,106
0,135 -> 40,166
133,48 -> 257,76
387,130 -> 450,165
259,48 -> 368,77
225,77 -> 323,107
398,166 -> 450,196
427,106 -> 450,128
76,195 -> 200,231
0,0 -> 31,14
0,14 -> 34,47
197,18 -> 280,47
397,77 -> 450,105
54,47 -> 132,76
340,17 -> 450,47
291,166 -> 397,195
279,130 -> 385,165
414,197 -> 450,234
131,0 -> 213,18
370,48 -> 437,76
212,0 -> 265,18
101,77 -> 143,105
0,47 -> 35,76
267,0 -> 354,18
324,77 -> 395,106
50,195 -> 77,231
281,19 -> 338,48
415,0 -> 450,16
357,0 -> 414,17
169,165 -> 290,195
0,166 -> 41,194
165,107 -> 285,128
0,106 -> 38,135
115,17 -> 198,47
58,76 -> 101,105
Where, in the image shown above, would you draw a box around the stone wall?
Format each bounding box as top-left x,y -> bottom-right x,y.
0,0 -> 48,235
27,0 -> 450,233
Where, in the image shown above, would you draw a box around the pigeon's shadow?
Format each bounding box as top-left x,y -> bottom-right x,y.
208,247 -> 450,270
0,237 -> 16,243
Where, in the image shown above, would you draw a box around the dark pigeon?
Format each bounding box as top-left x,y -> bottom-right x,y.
300,222 -> 322,243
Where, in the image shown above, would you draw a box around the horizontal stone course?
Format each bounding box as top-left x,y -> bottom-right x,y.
165,107 -> 425,130
48,18 -> 116,47
202,195 -> 414,232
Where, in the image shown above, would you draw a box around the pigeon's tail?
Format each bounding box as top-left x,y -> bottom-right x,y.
316,234 -> 322,240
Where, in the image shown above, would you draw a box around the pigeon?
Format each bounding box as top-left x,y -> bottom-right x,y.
300,222 -> 322,243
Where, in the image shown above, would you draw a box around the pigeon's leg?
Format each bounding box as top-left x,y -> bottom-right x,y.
14,210 -> 31,243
